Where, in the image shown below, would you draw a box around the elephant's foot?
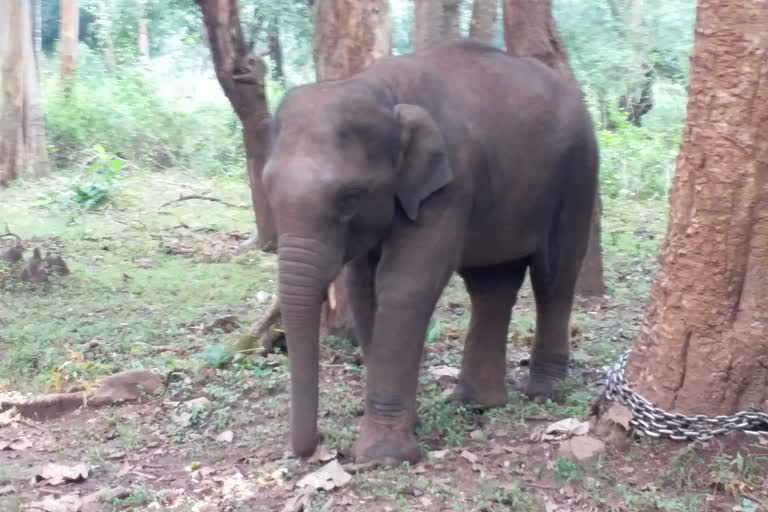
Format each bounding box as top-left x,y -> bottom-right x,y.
353,415 -> 422,465
515,369 -> 566,402
449,380 -> 507,409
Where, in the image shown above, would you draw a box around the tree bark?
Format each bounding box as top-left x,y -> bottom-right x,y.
59,0 -> 79,81
625,0 -> 768,414
312,0 -> 391,81
197,0 -> 277,253
441,0 -> 462,41
0,0 -> 48,185
502,0 -> 605,296
469,0 -> 497,43
31,0 -> 41,77
311,0 -> 391,339
413,0 -> 444,51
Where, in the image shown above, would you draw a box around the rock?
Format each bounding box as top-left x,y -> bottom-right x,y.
90,369 -> 162,406
215,430 -> 234,443
558,435 -> 606,461
255,291 -> 272,304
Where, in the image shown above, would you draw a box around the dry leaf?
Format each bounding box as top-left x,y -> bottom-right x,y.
429,366 -> 460,378
603,404 -> 633,430
0,437 -> 32,451
215,430 -> 234,443
470,430 -> 484,440
542,418 -> 590,442
35,462 -> 89,485
281,488 -> 314,512
25,494 -> 82,512
0,407 -> 20,425
460,449 -> 478,464
296,460 -> 352,491
307,445 -> 337,463
430,449 -> 450,460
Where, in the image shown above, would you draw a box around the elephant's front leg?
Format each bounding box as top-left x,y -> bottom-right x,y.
353,245 -> 455,464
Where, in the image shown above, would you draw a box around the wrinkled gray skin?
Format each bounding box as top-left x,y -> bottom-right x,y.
262,40 -> 598,464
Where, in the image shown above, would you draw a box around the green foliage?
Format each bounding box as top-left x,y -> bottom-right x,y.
42,53 -> 246,178
426,317 -> 442,342
70,144 -> 125,209
554,456 -> 584,483
201,345 -> 233,369
595,108 -> 681,199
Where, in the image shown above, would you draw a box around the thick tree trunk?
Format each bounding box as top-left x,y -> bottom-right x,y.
625,0 -> 768,414
312,0 -> 391,82
502,0 -> 605,296
414,0 -> 463,51
441,0 -> 462,40
311,0 -> 391,339
197,0 -> 277,253
413,0 -> 444,51
0,0 -> 48,185
59,0 -> 79,81
469,0 -> 497,43
31,0 -> 41,77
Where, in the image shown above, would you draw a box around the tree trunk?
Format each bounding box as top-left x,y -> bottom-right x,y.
137,0 -> 149,63
59,0 -> 79,81
469,0 -> 497,43
0,0 -> 48,185
311,0 -> 391,339
502,0 -> 605,296
312,0 -> 391,82
31,0 -> 41,77
91,0 -> 115,71
624,0 -> 768,414
441,0 -> 462,41
413,0 -> 444,51
267,15 -> 284,83
197,0 -> 277,253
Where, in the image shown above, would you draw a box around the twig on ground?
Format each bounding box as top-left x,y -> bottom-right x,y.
161,195 -> 249,209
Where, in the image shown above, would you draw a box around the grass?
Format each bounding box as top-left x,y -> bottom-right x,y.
2,169 -> 766,511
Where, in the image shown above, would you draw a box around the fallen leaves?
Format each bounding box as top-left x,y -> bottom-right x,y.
215,429 -> 234,443
35,462 -> 89,486
26,494 -> 82,512
296,460 -> 352,491
533,418 -> 590,442
0,437 -> 32,451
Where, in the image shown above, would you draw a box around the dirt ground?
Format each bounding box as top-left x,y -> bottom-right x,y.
1,170 -> 766,511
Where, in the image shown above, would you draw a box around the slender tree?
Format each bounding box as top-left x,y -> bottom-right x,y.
502,0 -> 605,296
197,0 -> 277,253
31,0 -> 42,77
469,0 -> 497,43
0,0 -> 48,185
311,0 -> 392,339
59,0 -> 79,81
137,0 -> 150,63
267,14 -> 284,84
620,0 -> 768,413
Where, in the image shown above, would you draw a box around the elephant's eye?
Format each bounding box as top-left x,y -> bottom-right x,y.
337,187 -> 366,220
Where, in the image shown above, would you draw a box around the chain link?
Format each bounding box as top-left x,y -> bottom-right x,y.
604,349 -> 768,440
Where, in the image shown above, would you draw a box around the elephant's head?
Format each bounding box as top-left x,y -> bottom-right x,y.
262,83 -> 454,457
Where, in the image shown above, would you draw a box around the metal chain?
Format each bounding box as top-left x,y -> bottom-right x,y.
604,349 -> 768,440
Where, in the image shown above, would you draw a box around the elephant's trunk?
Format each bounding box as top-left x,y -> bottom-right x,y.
277,236 -> 338,458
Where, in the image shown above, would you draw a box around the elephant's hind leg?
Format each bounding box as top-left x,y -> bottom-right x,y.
451,261 -> 527,408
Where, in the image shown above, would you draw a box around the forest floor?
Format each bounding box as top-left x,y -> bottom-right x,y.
1,169 -> 767,512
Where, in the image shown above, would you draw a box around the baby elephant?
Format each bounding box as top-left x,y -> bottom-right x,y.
262,39 -> 598,464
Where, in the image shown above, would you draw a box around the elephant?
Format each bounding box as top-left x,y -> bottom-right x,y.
262,39 -> 599,464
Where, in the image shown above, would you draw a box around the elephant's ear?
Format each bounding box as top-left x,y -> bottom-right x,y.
394,104 -> 454,221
